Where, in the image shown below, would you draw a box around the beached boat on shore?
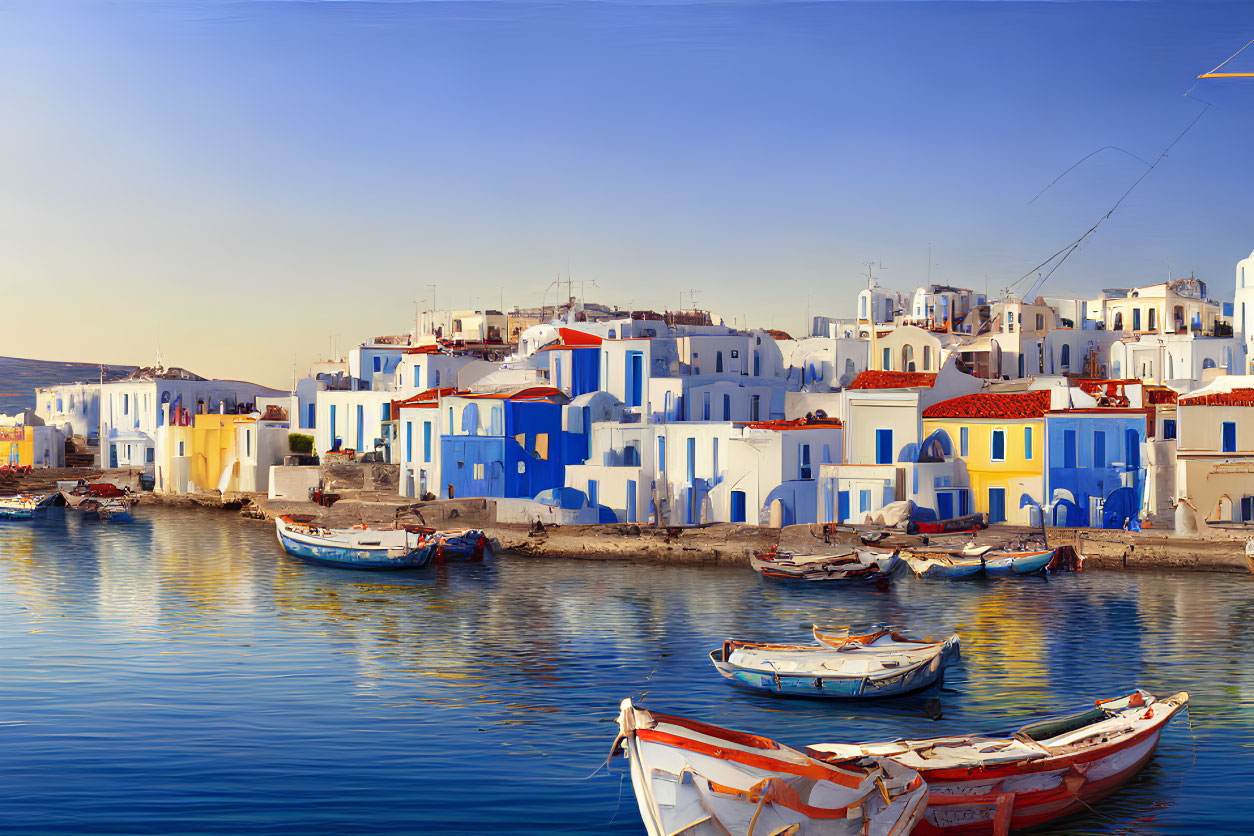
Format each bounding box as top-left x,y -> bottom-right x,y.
806,689 -> 1189,835
613,698 -> 929,836
751,545 -> 901,582
275,515 -> 436,570
0,493 -> 57,520
710,627 -> 960,698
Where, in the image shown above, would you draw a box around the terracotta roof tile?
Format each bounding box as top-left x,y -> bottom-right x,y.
923,389 -> 1051,420
849,370 -> 937,389
1178,388 -> 1254,407
739,418 -> 842,431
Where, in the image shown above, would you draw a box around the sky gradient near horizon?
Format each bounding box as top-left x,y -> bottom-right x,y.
2,0 -> 1253,388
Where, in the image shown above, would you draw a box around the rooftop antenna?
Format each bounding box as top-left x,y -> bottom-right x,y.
426,284 -> 438,312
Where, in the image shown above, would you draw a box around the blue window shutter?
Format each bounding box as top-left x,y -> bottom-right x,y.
1024,426 -> 1032,459
992,429 -> 1005,462
1064,429 -> 1076,468
1223,422 -> 1237,453
960,426 -> 968,457
1094,432 -> 1105,467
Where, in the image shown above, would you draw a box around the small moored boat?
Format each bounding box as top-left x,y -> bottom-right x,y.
710,627 -> 960,698
901,546 -> 1056,579
406,525 -> 489,562
806,689 -> 1189,835
60,481 -> 129,509
77,497 -> 135,522
275,515 -> 436,570
0,493 -> 57,520
751,546 -> 901,582
613,698 -> 929,836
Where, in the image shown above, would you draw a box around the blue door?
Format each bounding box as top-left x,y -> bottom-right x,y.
1223,422 -> 1236,453
875,429 -> 892,464
306,403 -> 315,429
356,404 -> 364,451
109,444 -> 118,468
628,352 -> 644,407
838,490 -> 850,522
627,480 -> 637,522
937,492 -> 954,521
686,437 -> 696,482
730,490 -> 746,523
988,487 -> 1007,524
1064,429 -> 1077,468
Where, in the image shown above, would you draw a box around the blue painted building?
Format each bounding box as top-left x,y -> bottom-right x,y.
1045,409 -> 1150,528
439,388 -> 585,501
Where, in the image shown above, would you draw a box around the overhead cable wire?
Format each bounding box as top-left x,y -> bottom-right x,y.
1008,37 -> 1254,298
1197,37 -> 1254,78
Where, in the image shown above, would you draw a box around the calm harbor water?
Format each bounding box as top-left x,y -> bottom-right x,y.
0,507 -> 1250,834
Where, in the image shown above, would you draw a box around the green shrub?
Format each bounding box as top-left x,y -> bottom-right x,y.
289,433 -> 314,455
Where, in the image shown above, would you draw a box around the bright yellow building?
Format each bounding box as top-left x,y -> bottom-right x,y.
922,389 -> 1050,526
0,427 -> 33,467
156,415 -> 241,494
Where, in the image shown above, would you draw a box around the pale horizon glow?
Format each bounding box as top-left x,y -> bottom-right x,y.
2,1 -> 1253,388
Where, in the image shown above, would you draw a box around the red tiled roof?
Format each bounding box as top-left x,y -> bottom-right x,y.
740,418 -> 842,431
849,370 -> 937,390
394,387 -> 458,411
458,386 -> 567,401
923,389 -> 1051,420
1145,387 -> 1179,405
558,327 -> 603,347
1178,388 -> 1254,407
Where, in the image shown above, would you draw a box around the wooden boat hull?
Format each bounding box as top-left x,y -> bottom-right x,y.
614,699 -> 929,836
807,690 -> 1189,836
77,498 -> 134,522
275,518 -> 434,570
751,549 -> 901,583
433,529 -> 488,562
904,548 -> 1056,579
983,548 -> 1055,576
709,632 -> 959,699
903,554 -> 986,579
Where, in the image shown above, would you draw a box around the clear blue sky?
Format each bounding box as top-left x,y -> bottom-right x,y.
2,1 -> 1252,386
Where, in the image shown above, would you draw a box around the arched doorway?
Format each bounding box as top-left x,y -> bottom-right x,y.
769,499 -> 784,528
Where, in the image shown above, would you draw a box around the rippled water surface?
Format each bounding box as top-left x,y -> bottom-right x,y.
1,507 -> 1251,834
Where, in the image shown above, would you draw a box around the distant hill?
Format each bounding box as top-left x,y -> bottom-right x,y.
0,356 -> 136,415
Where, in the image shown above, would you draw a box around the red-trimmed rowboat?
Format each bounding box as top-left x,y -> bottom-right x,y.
613,698 -> 929,835
806,689 -> 1188,835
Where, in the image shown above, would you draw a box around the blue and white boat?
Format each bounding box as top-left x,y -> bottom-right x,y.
709,627 -> 960,698
275,515 -> 437,570
902,545 -> 1056,579
0,493 -> 57,520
